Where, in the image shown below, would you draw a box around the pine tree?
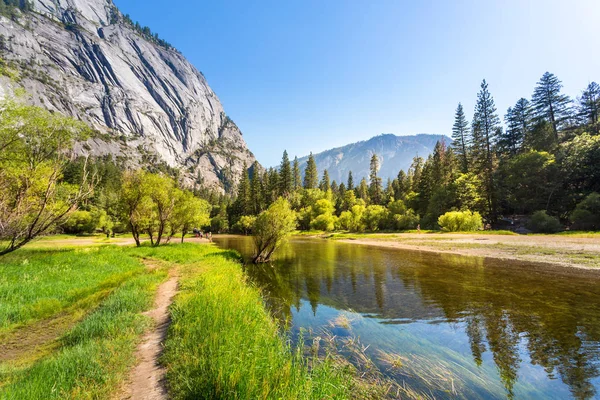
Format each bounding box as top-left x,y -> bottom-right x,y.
409,156 -> 424,193
292,156 -> 302,191
279,150 -> 292,196
357,178 -> 369,203
578,82 -> 600,127
250,161 -> 263,214
395,169 -> 410,200
532,72 -> 572,140
235,163 -> 251,215
472,79 -> 500,218
320,169 -> 331,192
347,171 -> 354,191
303,153 -> 318,189
451,103 -> 470,173
500,98 -> 530,156
369,154 -> 384,205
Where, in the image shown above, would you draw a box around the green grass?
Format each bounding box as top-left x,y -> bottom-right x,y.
0,260 -> 167,399
143,243 -> 351,399
0,247 -> 144,334
0,241 -> 360,399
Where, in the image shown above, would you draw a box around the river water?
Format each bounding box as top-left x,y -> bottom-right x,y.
213,235 -> 600,399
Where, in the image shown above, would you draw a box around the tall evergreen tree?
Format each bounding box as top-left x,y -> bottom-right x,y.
266,168 -> 279,205
357,178 -> 369,203
303,152 -> 318,189
394,169 -> 410,200
320,169 -> 331,192
250,161 -> 263,214
451,103 -> 470,173
369,154 -> 384,205
347,171 -> 354,191
292,156 -> 302,191
409,156 -> 424,193
532,72 -> 572,140
279,150 -> 292,196
472,79 -> 500,218
578,82 -> 600,127
500,98 -> 530,156
235,163 -> 251,215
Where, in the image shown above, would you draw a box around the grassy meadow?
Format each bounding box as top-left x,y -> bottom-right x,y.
0,238 -> 359,399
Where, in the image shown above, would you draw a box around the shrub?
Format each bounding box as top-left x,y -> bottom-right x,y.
62,210 -> 96,234
570,192 -> 600,231
310,213 -> 336,231
438,210 -> 483,232
393,209 -> 420,230
363,205 -> 389,231
526,210 -> 562,233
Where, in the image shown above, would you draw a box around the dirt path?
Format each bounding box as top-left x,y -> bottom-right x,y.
336,233 -> 600,271
120,270 -> 179,400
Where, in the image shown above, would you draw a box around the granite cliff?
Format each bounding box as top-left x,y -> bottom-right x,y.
0,0 -> 255,192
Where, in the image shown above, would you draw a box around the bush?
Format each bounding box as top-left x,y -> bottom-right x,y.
62,210 -> 96,234
310,213 -> 336,231
363,205 -> 389,231
393,209 -> 420,230
526,210 -> 562,233
570,193 -> 600,231
438,210 -> 483,232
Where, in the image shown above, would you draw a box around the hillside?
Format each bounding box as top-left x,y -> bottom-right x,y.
297,133 -> 450,183
0,0 -> 255,192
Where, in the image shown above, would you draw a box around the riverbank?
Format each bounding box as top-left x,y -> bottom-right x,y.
327,232 -> 600,271
0,241 -> 361,399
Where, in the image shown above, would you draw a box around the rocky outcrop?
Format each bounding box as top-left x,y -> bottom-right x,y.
297,134 -> 451,183
0,0 -> 255,191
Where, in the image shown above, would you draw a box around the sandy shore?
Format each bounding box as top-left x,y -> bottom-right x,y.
334,233 -> 600,271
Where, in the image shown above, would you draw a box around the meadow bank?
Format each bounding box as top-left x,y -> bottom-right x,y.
0,241 -> 361,399
325,231 -> 600,270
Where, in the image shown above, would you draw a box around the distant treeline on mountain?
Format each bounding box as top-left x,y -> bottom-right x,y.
296,133 -> 449,183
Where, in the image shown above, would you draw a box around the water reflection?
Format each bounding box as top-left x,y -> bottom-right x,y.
213,236 -> 600,399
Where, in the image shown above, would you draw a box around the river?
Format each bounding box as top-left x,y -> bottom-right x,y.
213,235 -> 600,399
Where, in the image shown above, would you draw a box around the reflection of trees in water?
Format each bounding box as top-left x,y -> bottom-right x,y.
397,252 -> 600,400
225,237 -> 600,399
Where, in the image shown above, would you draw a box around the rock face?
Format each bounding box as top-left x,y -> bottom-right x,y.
0,0 -> 255,192
298,134 -> 451,183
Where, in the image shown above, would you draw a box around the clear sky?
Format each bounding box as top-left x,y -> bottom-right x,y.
114,0 -> 600,166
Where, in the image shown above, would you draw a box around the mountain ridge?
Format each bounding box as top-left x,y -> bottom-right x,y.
0,0 -> 255,192
297,133 -> 451,183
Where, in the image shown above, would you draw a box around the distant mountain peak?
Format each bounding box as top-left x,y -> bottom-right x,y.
297,133 -> 450,183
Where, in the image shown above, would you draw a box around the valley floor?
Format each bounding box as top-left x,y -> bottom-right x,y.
328,232 -> 600,271
0,239 -> 353,400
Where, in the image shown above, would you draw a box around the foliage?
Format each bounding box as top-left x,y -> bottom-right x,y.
61,210 -> 96,234
438,210 -> 483,232
570,193 -> 600,231
0,99 -> 93,255
253,198 -> 297,263
233,215 -> 257,235
526,211 -> 562,233
363,205 -> 389,231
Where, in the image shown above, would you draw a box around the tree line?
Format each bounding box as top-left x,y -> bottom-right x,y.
226,72 -> 600,234
0,98 -> 211,255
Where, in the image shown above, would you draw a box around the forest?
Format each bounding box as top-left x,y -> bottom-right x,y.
225,72 -> 600,234
1,71 -> 599,256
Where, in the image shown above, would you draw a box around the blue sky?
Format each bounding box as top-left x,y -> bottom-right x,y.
115,0 -> 600,166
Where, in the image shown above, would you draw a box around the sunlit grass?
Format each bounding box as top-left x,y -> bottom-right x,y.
0,264 -> 167,399
147,244 -> 351,399
0,247 -> 144,335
